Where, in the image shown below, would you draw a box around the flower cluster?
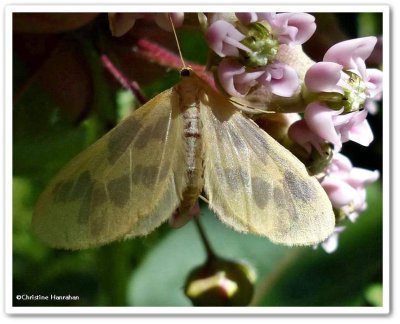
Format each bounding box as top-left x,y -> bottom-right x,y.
290,36 -> 382,151
206,12 -> 316,98
287,36 -> 382,252
206,13 -> 382,253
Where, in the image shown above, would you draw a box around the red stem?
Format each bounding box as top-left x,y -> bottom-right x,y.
135,38 -> 216,90
101,54 -> 147,104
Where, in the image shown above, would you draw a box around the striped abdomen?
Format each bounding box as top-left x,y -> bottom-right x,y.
175,75 -> 204,215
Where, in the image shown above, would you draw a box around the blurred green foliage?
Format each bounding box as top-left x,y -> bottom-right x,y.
12,12 -> 384,308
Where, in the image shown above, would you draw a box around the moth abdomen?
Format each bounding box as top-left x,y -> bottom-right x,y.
179,88 -> 204,215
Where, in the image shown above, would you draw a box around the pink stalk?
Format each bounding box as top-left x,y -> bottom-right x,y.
101,54 -> 147,104
135,38 -> 216,90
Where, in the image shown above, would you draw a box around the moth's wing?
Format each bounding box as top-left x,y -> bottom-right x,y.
200,92 -> 335,246
33,88 -> 187,249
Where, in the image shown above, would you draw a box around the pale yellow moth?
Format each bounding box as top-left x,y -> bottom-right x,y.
32,67 -> 335,250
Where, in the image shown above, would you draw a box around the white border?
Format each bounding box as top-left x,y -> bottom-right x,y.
3,2 -> 391,317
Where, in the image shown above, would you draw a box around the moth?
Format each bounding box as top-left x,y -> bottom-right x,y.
32,67 -> 335,250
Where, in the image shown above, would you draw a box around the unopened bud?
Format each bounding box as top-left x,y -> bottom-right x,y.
184,257 -> 256,306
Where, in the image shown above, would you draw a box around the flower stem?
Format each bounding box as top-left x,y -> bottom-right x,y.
100,54 -> 147,105
193,216 -> 216,260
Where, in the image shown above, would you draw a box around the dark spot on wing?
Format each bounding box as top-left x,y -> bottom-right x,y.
132,165 -> 143,185
133,114 -> 169,149
273,186 -> 286,208
70,171 -> 92,200
77,187 -> 92,225
89,212 -> 107,237
52,181 -> 74,203
284,170 -> 316,202
91,184 -> 107,210
108,116 -> 141,165
132,164 -> 162,187
273,184 -> 299,227
156,162 -> 170,182
88,184 -> 108,236
68,171 -> 94,224
107,174 -> 131,207
133,126 -> 152,149
251,177 -> 270,209
141,166 -> 159,187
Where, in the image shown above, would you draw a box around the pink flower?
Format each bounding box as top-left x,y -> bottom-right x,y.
218,58 -> 298,97
207,20 -> 251,57
315,153 -> 378,254
323,37 -> 377,76
235,12 -> 316,46
303,102 -> 344,148
306,37 -> 383,107
257,62 -> 299,97
235,12 -> 260,25
318,226 -> 346,254
320,176 -> 358,209
365,68 -> 383,100
321,153 -> 379,219
264,12 -> 316,46
304,102 -> 373,150
288,119 -> 326,154
333,109 -> 374,146
305,62 -> 348,94
217,58 -> 263,97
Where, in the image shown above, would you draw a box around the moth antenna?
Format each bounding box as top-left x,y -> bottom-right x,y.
169,14 -> 186,69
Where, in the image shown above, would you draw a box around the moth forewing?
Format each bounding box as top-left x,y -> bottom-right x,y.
32,87 -> 189,249
199,78 -> 335,246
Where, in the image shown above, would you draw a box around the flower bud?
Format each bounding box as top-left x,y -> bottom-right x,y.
239,22 -> 279,67
184,257 -> 256,306
304,143 -> 334,176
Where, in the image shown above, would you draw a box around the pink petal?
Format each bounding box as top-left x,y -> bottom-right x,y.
207,20 -> 249,57
334,110 -> 374,146
366,68 -> 383,99
218,59 -> 246,97
304,102 -> 343,148
263,63 -> 299,97
327,153 -> 353,175
321,226 -> 346,253
347,119 -> 374,146
217,58 -> 263,97
346,168 -> 380,188
235,12 -> 258,24
288,119 -> 325,154
305,62 -> 345,93
321,177 -> 357,208
364,100 -> 379,114
269,12 -> 316,46
323,37 -> 377,73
